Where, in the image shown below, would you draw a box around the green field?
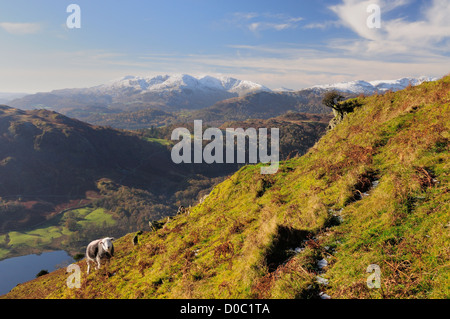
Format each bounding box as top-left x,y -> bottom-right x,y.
0,207 -> 116,260
142,137 -> 173,146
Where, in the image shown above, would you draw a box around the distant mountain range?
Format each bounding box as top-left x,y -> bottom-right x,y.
99,74 -> 271,97
0,92 -> 28,105
5,74 -> 438,129
7,74 -> 271,113
310,76 -> 437,95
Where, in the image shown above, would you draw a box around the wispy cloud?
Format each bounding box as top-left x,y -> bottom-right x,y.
248,22 -> 294,32
229,12 -> 303,34
232,12 -> 259,21
303,20 -> 341,30
0,22 -> 42,35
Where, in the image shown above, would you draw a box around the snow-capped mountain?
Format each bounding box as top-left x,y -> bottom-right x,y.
311,76 -> 437,95
8,74 -> 438,118
90,74 -> 271,97
8,74 -> 271,112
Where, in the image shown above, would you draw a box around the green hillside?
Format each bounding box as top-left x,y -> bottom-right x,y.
3,76 -> 449,299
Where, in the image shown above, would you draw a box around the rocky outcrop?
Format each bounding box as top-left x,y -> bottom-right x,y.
327,99 -> 363,130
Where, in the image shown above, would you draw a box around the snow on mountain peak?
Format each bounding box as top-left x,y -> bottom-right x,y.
97,74 -> 271,97
311,76 -> 437,94
198,75 -> 226,90
74,74 -> 438,102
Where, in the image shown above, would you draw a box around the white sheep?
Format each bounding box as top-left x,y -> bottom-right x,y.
85,237 -> 114,274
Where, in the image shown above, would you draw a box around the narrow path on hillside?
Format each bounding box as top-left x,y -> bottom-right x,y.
301,176 -> 381,299
316,176 -> 380,299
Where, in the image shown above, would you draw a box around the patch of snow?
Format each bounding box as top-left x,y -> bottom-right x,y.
287,246 -> 305,254
317,258 -> 328,269
316,276 -> 329,285
319,292 -> 331,299
330,208 -> 344,223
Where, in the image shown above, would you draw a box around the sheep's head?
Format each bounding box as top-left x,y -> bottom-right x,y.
101,237 -> 114,254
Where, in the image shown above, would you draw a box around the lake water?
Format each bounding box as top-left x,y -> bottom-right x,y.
0,250 -> 74,296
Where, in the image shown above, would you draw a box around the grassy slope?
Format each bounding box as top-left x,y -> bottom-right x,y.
3,76 -> 449,299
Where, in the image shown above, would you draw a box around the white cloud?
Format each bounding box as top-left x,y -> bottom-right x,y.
232,12 -> 259,20
329,0 -> 450,56
0,22 -> 42,35
303,21 -> 341,30
248,22 -> 260,32
229,12 -> 303,34
248,22 -> 295,32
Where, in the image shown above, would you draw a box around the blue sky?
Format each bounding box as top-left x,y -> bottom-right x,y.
0,0 -> 449,92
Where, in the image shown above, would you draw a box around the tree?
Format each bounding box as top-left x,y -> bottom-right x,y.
323,91 -> 363,130
65,217 -> 78,232
323,91 -> 362,116
322,91 -> 345,114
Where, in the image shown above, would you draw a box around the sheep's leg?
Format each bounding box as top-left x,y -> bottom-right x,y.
86,260 -> 90,274
96,256 -> 101,270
